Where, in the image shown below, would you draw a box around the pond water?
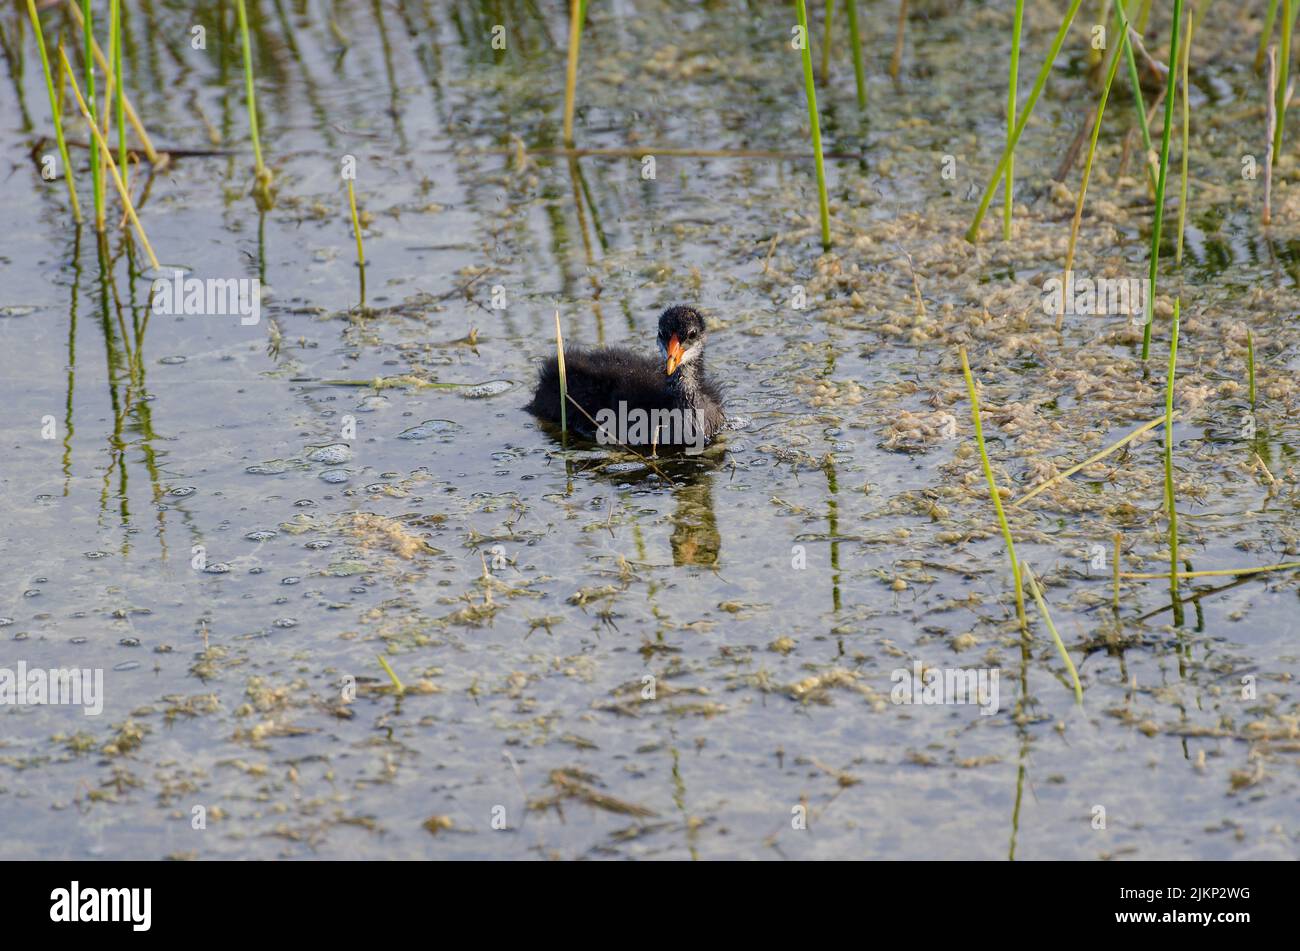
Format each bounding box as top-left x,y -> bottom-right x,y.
0,0 -> 1297,859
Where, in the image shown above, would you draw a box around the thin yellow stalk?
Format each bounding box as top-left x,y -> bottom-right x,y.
347,178 -> 365,307
1022,562 -> 1085,706
25,0 -> 81,222
1120,561 -> 1300,580
562,0 -> 584,146
66,0 -> 161,166
376,654 -> 405,694
1005,1 -> 1023,240
1010,414 -> 1170,508
554,311 -> 568,440
959,347 -> 1026,632
58,46 -> 160,270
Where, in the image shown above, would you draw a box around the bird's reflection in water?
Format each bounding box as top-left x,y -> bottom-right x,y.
667,474 -> 720,567
547,436 -> 725,568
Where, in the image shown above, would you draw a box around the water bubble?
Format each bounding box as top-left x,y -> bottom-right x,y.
113,661 -> 141,672
84,551 -> 108,559
0,305 -> 37,318
158,355 -> 188,365
281,577 -> 302,585
245,529 -> 278,542
305,540 -> 332,550
308,444 -> 353,464
459,380 -> 513,399
204,563 -> 233,574
319,468 -> 351,484
168,486 -> 197,497
273,618 -> 298,628
246,460 -> 291,475
119,637 -> 141,647
398,419 -> 462,441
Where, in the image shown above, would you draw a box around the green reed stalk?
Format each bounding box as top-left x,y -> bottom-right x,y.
348,179 -> 366,307
845,0 -> 867,110
81,0 -> 104,231
234,0 -> 266,179
1175,8 -> 1194,266
1022,562 -> 1085,705
1164,299 -> 1181,604
796,0 -> 831,249
1140,0 -> 1184,362
1274,0 -> 1295,163
1004,1 -> 1023,240
554,311 -> 568,440
960,347 -> 1027,633
966,0 -> 1086,243
1062,1 -> 1131,329
111,0 -> 126,191
1247,328 -> 1256,408
1257,0 -> 1280,73
25,0 -> 81,223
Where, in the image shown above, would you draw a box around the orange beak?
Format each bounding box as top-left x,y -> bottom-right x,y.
665,334 -> 684,375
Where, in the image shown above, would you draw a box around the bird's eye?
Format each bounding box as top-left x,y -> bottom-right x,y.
687,330 -> 697,340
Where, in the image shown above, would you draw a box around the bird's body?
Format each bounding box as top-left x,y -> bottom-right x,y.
526,306 -> 725,449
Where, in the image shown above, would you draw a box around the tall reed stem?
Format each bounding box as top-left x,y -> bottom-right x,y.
111,0 -> 127,191
58,46 -> 159,269
1004,1 -> 1024,240
25,0 -> 81,223
562,0 -> 586,145
81,0 -> 104,231
1140,0 -> 1184,362
348,179 -> 366,308
844,0 -> 867,110
960,347 -> 1026,633
235,0 -> 266,180
1175,7 -> 1195,266
796,0 -> 831,250
1163,299 -> 1181,605
1121,1 -> 1156,192
966,0 -> 1086,243
1275,0 -> 1295,163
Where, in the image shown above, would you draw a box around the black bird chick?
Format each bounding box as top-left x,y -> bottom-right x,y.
526,306 -> 725,449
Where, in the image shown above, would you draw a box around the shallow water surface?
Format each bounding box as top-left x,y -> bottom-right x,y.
1,1 -> 1298,859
